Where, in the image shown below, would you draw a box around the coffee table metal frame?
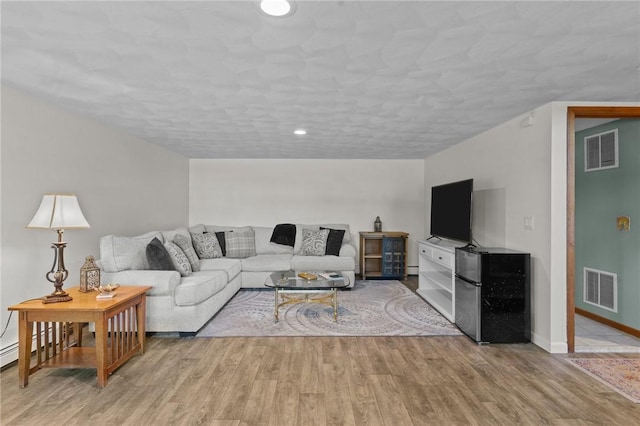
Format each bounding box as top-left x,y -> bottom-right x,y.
265,271 -> 350,321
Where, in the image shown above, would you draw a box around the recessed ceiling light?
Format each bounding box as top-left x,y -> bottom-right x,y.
259,0 -> 296,17
294,129 -> 307,135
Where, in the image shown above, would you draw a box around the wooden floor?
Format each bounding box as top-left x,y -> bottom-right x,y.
2,279 -> 640,425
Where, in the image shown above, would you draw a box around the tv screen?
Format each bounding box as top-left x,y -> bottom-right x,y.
430,179 -> 473,243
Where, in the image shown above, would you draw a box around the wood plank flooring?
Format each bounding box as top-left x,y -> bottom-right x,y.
2,278 -> 640,425
3,335 -> 640,425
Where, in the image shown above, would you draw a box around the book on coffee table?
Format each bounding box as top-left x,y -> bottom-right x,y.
298,272 -> 317,280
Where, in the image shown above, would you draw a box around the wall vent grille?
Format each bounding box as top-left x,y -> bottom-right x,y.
584,129 -> 618,172
583,267 -> 617,312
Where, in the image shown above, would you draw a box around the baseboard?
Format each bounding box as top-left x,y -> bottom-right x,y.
531,331 -> 568,354
1,326 -> 71,369
575,307 -> 640,338
0,340 -> 19,369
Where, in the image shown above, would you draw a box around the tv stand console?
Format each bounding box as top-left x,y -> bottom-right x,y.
417,239 -> 461,323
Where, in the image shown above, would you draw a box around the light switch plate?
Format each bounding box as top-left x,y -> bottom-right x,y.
524,216 -> 535,230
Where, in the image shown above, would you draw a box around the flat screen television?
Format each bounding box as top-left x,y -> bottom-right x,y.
429,178 -> 473,244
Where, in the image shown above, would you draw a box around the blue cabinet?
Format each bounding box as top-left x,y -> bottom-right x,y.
359,232 -> 408,280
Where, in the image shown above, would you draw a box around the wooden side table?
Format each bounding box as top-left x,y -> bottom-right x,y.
8,285 -> 151,388
359,232 -> 409,280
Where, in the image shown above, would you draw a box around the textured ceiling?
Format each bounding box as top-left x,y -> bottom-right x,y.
2,1 -> 639,159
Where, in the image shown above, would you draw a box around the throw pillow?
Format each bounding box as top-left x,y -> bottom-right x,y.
146,237 -> 176,271
215,231 -> 226,256
164,241 -> 192,277
190,232 -> 223,259
300,228 -> 329,256
321,227 -> 346,256
225,229 -> 256,258
270,223 -> 296,247
173,234 -> 200,272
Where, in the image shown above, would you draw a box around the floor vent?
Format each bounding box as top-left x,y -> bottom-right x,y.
583,267 -> 617,312
584,129 -> 618,172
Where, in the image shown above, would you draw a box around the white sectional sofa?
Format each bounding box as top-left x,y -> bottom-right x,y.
98,224 -> 356,334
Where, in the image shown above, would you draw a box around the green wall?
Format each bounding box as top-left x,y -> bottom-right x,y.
575,119 -> 640,328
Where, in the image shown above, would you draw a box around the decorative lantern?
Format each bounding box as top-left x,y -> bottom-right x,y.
374,216 -> 382,232
80,255 -> 100,292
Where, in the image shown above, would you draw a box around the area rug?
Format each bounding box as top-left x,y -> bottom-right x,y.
196,280 -> 462,337
568,358 -> 640,403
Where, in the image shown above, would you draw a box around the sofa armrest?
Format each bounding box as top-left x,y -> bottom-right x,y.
339,243 -> 356,258
100,270 -> 181,297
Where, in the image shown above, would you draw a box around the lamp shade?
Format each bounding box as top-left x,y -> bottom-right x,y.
26,194 -> 90,229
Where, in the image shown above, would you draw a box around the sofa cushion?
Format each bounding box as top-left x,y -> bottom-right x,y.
199,258 -> 242,281
160,227 -> 191,245
291,254 -> 355,272
205,225 -> 253,233
190,232 -> 223,259
225,229 -> 256,258
164,241 -> 192,277
255,227 -> 293,255
146,237 -> 176,271
99,231 -> 162,272
321,227 -> 346,256
174,271 -> 228,306
173,234 -> 200,272
100,270 -> 181,297
241,254 -> 293,272
300,228 -> 329,256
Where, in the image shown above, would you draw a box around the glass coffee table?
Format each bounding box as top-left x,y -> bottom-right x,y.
265,271 -> 350,321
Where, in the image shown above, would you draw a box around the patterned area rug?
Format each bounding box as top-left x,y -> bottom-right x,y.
568,358 -> 640,403
196,280 -> 462,337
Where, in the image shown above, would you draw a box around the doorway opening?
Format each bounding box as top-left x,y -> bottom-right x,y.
567,106 -> 640,353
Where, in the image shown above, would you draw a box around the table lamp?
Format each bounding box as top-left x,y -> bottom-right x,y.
26,194 -> 90,303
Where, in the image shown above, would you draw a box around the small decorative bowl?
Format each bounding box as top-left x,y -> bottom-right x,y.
94,283 -> 120,294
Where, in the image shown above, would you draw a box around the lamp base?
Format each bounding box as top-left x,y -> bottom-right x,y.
42,293 -> 73,304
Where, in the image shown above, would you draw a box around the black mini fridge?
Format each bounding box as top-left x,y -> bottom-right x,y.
455,247 -> 530,344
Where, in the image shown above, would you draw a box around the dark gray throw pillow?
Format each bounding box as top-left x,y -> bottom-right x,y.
146,237 -> 176,271
215,231 -> 226,256
321,227 -> 346,256
270,223 -> 296,247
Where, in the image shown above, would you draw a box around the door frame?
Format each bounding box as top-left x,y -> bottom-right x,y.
566,106 -> 640,353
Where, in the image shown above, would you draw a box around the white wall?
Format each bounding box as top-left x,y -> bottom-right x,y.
189,159 -> 425,270
425,101 -> 639,353
0,86 -> 189,366
425,104 -> 559,351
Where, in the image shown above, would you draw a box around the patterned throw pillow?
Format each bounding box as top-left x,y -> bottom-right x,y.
225,229 -> 256,259
164,241 -> 193,277
173,234 -> 200,271
300,228 -> 329,256
190,232 -> 223,259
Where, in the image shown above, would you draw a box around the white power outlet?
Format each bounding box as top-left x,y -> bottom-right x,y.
524,216 -> 535,230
